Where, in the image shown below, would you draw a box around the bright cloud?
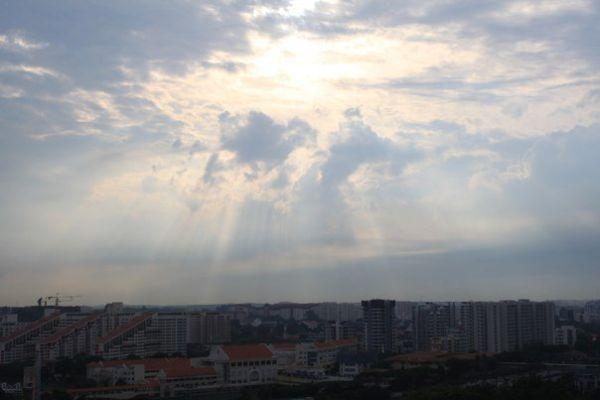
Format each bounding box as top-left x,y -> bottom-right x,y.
0,1 -> 599,304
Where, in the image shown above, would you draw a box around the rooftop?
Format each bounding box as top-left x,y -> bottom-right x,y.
41,313 -> 103,345
221,344 -> 274,361
270,342 -> 298,351
88,358 -> 217,378
97,312 -> 155,344
0,311 -> 61,343
67,379 -> 160,394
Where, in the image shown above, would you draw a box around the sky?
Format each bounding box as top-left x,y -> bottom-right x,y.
0,0 -> 599,306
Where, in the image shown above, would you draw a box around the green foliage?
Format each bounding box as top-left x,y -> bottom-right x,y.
44,389 -> 72,400
496,344 -> 578,363
574,329 -> 600,357
52,354 -> 102,377
0,360 -> 29,382
403,377 -> 587,400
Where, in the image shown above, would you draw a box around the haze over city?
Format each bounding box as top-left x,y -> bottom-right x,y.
1,0 -> 599,305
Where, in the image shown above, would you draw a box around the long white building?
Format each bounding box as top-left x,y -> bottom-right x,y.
0,306 -> 232,364
207,344 -> 277,386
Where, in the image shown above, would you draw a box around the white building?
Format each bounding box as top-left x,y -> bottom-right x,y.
0,311 -> 62,364
555,325 -> 577,347
153,313 -> 189,355
0,314 -> 22,337
86,358 -> 219,387
338,353 -> 376,378
269,338 -> 359,371
207,344 -> 277,386
96,312 -> 159,360
268,342 -> 297,370
269,306 -> 308,321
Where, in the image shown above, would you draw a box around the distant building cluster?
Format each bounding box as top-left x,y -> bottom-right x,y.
413,300 -> 555,353
583,300 -> 600,322
1,297 -> 596,399
0,302 -> 231,365
218,301 -> 363,323
68,338 -> 360,399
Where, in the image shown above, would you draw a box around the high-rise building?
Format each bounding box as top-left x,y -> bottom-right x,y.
361,299 -> 395,353
188,312 -> 232,345
394,301 -> 415,321
457,300 -> 554,353
1,307 -> 233,364
324,320 -> 360,341
413,303 -> 454,351
496,300 -> 555,351
555,325 -> 577,347
0,312 -> 62,364
457,302 -> 502,353
416,300 -> 555,354
154,313 -> 190,355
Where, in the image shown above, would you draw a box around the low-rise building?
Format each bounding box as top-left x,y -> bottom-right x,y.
296,338 -> 358,369
207,344 -> 277,386
338,352 -> 377,378
87,358 -> 219,393
68,379 -> 161,400
268,342 -> 297,370
387,351 -> 482,370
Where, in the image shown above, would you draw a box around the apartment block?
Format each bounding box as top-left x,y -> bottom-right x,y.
0,311 -> 62,364
362,299 -> 395,353
413,303 -> 454,352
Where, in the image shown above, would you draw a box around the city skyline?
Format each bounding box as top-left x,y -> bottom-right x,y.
0,296 -> 593,309
1,0 -> 600,305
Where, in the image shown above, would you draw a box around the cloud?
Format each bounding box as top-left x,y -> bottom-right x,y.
0,1 -> 599,304
321,108 -> 422,188
202,153 -> 222,184
221,111 -> 316,167
323,116 -> 394,186
0,1 -> 260,89
296,0 -> 599,67
0,32 -> 47,51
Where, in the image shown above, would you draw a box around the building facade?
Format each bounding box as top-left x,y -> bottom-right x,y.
555,325 -> 577,347
207,344 -> 277,386
1,307 -> 233,365
362,299 -> 395,353
418,300 -> 556,354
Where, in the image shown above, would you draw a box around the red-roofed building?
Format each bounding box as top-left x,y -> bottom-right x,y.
67,379 -> 160,400
268,342 -> 298,370
87,357 -> 220,390
207,344 -> 277,386
296,338 -> 358,369
267,339 -> 359,371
